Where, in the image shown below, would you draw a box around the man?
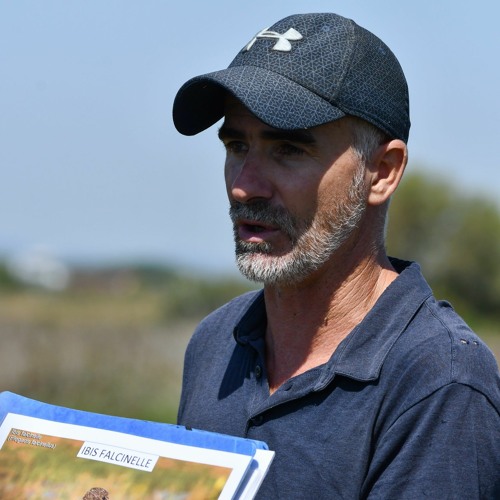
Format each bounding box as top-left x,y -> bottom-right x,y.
172,13 -> 500,498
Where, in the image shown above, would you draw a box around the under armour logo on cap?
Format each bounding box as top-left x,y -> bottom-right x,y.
244,27 -> 303,52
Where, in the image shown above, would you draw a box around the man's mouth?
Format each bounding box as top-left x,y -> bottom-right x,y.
237,220 -> 279,242
245,223 -> 267,233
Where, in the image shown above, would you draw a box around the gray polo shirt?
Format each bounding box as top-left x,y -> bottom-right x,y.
178,259 -> 500,498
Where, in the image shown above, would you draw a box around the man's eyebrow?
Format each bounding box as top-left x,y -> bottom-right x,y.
261,128 -> 316,144
218,125 -> 243,141
218,125 -> 316,144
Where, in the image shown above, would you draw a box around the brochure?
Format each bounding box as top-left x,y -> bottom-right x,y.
0,392 -> 274,499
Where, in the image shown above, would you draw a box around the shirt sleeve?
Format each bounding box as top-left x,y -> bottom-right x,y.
364,382 -> 500,499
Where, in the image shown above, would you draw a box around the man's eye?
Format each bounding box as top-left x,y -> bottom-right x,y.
224,141 -> 248,154
276,143 -> 305,156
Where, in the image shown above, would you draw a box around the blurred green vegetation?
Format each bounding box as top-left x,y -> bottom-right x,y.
0,267 -> 255,424
0,264 -> 21,290
387,170 -> 500,328
0,169 -> 499,424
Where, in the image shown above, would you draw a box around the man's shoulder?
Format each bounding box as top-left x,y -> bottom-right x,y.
420,298 -> 498,381
427,299 -> 499,394
386,296 -> 500,409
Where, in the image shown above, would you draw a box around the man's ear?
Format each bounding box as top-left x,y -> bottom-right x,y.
366,139 -> 408,206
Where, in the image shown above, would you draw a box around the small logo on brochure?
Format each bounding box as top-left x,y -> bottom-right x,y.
78,442 -> 158,472
244,27 -> 303,52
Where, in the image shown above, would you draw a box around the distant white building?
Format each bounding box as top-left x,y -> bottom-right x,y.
7,247 -> 70,291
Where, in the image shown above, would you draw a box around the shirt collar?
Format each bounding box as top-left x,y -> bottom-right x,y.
233,291 -> 267,345
315,259 -> 433,389
233,259 -> 433,387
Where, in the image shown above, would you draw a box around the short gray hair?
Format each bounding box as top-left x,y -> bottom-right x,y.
347,117 -> 393,245
348,117 -> 390,166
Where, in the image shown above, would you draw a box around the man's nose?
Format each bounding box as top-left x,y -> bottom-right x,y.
227,153 -> 273,204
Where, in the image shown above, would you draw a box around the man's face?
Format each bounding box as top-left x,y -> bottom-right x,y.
220,98 -> 369,286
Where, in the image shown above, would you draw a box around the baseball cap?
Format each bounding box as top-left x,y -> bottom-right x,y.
173,13 -> 410,142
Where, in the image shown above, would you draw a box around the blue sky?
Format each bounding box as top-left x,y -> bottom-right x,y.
1,1 -> 499,274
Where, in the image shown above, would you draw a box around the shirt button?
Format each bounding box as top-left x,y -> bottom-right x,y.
255,364 -> 262,379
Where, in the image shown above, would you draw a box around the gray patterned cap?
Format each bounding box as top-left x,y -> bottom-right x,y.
173,13 -> 410,142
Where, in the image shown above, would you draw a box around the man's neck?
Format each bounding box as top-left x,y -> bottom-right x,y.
263,252 -> 398,394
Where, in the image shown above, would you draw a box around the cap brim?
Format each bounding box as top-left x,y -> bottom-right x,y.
173,65 -> 345,136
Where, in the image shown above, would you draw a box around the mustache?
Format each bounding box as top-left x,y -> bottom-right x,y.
229,202 -> 298,235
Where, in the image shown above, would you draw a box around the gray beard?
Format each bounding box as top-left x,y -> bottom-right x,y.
230,166 -> 367,286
